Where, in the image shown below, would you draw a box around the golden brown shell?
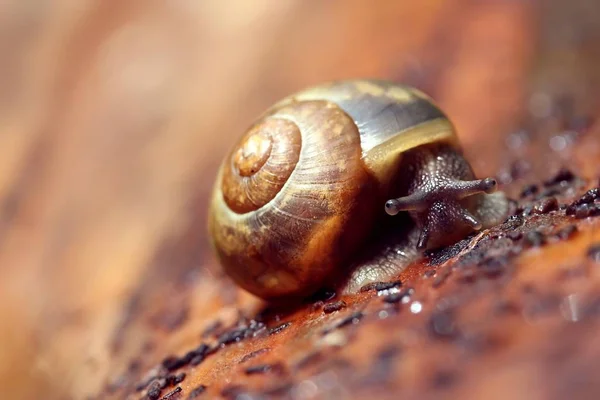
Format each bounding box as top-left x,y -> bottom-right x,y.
208,79 -> 458,299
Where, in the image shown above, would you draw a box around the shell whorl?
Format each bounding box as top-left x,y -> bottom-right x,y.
221,117 -> 302,213
210,99 -> 378,298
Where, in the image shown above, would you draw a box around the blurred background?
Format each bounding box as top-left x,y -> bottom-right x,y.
0,0 -> 599,399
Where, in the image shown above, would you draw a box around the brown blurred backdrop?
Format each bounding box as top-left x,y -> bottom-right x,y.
0,1 -> 599,399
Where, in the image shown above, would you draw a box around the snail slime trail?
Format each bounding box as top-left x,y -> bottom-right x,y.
208,79 -> 509,301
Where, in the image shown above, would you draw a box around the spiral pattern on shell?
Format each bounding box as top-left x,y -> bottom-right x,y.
221,117 -> 302,213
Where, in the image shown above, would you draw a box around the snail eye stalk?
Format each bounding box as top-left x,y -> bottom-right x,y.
385,177 -> 498,250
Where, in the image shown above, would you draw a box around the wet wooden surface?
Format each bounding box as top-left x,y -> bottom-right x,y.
1,1 -> 600,399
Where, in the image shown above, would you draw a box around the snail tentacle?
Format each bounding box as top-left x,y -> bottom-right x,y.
385,176 -> 498,214
385,177 -> 498,217
384,192 -> 428,214
452,177 -> 498,197
383,143 -> 505,251
461,209 -> 483,230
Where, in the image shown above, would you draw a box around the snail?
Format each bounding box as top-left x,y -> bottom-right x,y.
208,79 -> 509,300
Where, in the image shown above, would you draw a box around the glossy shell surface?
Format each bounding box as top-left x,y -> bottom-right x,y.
208,79 -> 458,299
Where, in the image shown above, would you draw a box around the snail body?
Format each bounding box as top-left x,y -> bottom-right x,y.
208,79 -> 508,300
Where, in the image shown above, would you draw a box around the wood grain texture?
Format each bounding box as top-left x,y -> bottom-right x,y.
1,1 -> 599,399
